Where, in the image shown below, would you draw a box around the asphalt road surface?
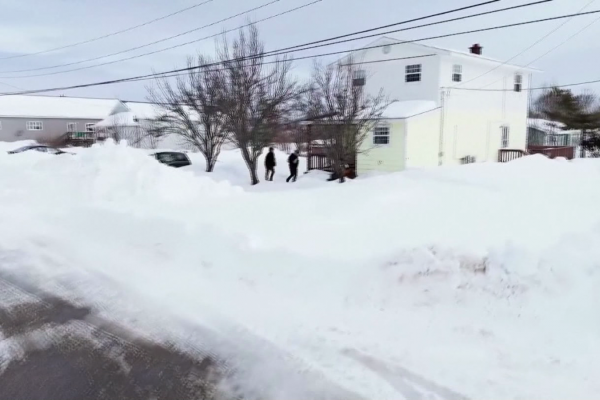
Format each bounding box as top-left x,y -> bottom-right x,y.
0,278 -> 226,400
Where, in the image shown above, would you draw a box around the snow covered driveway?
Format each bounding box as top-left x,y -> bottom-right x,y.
0,141 -> 599,399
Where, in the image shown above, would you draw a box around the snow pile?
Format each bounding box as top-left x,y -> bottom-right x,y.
0,142 -> 599,399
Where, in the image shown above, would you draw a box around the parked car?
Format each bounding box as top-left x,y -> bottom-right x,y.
151,151 -> 191,168
8,145 -> 70,155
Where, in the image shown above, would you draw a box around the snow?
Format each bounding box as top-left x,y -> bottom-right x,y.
0,95 -> 119,119
381,100 -> 438,119
95,111 -> 142,127
0,140 -> 599,399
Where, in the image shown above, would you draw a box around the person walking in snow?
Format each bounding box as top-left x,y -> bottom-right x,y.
265,147 -> 276,181
286,150 -> 300,183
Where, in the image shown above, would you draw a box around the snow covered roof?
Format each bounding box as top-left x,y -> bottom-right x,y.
95,112 -> 143,128
381,100 -> 438,119
0,95 -> 120,119
123,102 -> 164,119
528,118 -> 579,135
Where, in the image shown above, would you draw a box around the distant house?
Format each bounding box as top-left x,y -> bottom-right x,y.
95,101 -> 193,150
0,95 -> 119,143
527,118 -> 581,147
332,37 -> 538,174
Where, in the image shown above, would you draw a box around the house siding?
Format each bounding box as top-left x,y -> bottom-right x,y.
405,109 -> 441,168
0,117 -> 102,142
439,54 -> 529,165
357,120 -> 406,174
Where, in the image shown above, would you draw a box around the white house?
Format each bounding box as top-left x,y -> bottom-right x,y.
346,37 -> 538,174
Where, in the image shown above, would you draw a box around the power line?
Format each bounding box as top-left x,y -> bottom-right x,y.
0,0 -> 283,76
129,54 -> 439,82
0,0 -> 550,80
449,79 -> 600,91
463,0 -> 597,88
0,0 -> 216,61
477,1 -> 600,89
3,7 -> 600,96
0,0 -> 492,78
259,0 -> 551,61
0,0 -> 319,79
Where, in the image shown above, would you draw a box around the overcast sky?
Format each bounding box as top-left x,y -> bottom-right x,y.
0,0 -> 598,100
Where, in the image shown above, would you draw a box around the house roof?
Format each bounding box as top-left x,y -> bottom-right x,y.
347,36 -> 539,72
123,101 -> 164,119
381,100 -> 439,119
0,95 -> 120,119
528,118 -> 579,135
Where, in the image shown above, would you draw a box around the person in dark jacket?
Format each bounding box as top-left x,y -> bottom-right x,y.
286,150 -> 300,183
264,147 -> 276,181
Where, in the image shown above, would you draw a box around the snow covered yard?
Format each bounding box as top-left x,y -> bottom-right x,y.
0,140 -> 599,399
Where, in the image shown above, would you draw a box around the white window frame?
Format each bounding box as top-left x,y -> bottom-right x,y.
353,69 -> 366,87
514,74 -> 523,92
373,124 -> 390,145
67,122 -> 77,133
405,64 -> 422,83
501,125 -> 510,148
27,121 -> 43,131
452,64 -> 462,82
0,121 -> 3,130
85,123 -> 96,133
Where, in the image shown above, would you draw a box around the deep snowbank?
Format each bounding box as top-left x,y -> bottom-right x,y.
0,141 -> 599,399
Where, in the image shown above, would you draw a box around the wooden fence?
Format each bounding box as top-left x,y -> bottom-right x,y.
527,145 -> 575,160
498,149 -> 527,163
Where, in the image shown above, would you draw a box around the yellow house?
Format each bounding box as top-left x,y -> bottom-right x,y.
357,100 -> 440,175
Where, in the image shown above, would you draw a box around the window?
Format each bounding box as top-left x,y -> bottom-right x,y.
405,64 -> 421,82
0,121 -> 3,130
27,121 -> 43,131
85,123 -> 95,133
501,125 -> 510,148
353,69 -> 366,87
514,74 -> 523,92
382,45 -> 391,54
373,125 -> 390,145
67,122 -> 77,133
452,65 -> 462,82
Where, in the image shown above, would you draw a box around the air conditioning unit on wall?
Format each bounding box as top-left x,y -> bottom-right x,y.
460,155 -> 476,165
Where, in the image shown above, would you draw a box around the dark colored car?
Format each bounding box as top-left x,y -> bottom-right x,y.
8,145 -> 69,155
152,151 -> 191,168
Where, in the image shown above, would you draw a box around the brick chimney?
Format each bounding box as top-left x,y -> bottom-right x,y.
469,43 -> 483,55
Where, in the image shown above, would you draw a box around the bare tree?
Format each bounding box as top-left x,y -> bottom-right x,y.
216,25 -> 298,185
149,55 -> 228,172
307,59 -> 388,182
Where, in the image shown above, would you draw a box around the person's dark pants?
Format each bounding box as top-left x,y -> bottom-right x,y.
265,167 -> 275,181
286,166 -> 298,182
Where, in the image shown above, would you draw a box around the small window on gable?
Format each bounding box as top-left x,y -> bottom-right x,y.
353,69 -> 366,87
452,65 -> 462,82
406,64 -> 422,82
501,125 -> 510,148
373,125 -> 390,145
514,74 -> 523,92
